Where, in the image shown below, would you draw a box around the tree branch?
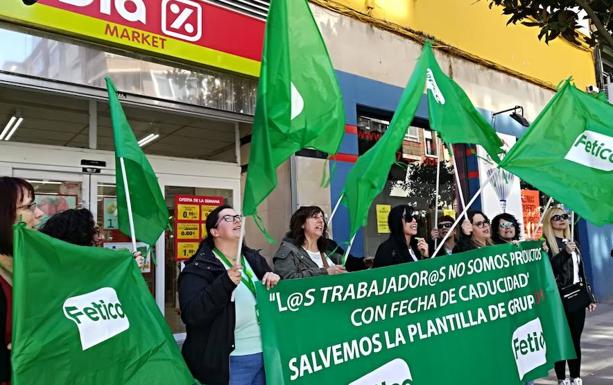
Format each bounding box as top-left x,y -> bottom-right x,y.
575,0 -> 613,48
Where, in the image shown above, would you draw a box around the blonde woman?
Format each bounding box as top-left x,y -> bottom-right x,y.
542,206 -> 597,385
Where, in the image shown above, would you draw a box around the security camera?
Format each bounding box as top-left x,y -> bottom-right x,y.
586,85 -> 599,93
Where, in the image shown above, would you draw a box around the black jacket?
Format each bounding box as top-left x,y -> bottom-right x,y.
178,242 -> 272,385
547,237 -> 596,303
372,237 -> 424,268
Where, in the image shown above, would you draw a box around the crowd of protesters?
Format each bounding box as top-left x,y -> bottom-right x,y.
0,176 -> 597,385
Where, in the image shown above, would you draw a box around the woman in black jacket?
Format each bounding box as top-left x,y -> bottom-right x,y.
491,212 -> 521,245
178,205 -> 280,385
372,205 -> 429,268
543,207 -> 596,385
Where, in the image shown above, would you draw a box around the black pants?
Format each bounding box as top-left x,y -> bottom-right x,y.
555,307 -> 586,379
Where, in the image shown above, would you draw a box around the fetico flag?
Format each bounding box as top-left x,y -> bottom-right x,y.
499,80 -> 613,225
11,224 -> 195,385
256,242 -> 574,385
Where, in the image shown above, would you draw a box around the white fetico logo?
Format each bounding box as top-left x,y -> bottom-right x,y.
512,318 -> 547,380
426,69 -> 445,105
564,130 -> 613,171
349,358 -> 413,385
63,287 -> 130,350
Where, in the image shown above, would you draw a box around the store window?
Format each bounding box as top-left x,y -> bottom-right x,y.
424,130 -> 438,157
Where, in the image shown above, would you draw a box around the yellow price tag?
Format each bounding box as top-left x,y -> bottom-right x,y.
177,223 -> 200,240
178,204 -> 200,221
177,242 -> 199,260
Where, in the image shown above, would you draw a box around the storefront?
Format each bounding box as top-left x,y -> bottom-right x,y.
0,0 -> 268,336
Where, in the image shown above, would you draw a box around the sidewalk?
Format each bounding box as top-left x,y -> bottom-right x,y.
536,301 -> 613,385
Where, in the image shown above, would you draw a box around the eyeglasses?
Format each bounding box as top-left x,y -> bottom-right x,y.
473,220 -> 490,228
438,222 -> 452,229
498,222 -> 515,229
215,214 -> 242,226
551,214 -> 569,222
17,201 -> 37,211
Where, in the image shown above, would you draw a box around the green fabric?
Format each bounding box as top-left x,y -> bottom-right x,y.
11,223 -> 195,385
342,44 -> 428,238
499,80 -> 613,226
106,77 -> 169,245
243,0 -> 344,216
423,43 -> 504,162
256,241 -> 575,385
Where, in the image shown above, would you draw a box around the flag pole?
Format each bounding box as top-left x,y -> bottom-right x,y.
432,168 -> 497,257
328,193 -> 344,225
119,157 -> 137,252
449,144 -> 469,222
570,211 -> 575,243
236,217 -> 246,264
433,136 -> 441,250
342,233 -> 356,266
533,197 -> 554,239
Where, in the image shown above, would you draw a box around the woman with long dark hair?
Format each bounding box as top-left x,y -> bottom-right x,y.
178,205 -> 280,385
274,206 -> 347,279
0,177 -> 43,384
40,208 -> 101,246
372,205 -> 429,268
542,206 -> 596,385
491,212 -> 521,245
453,210 -> 494,253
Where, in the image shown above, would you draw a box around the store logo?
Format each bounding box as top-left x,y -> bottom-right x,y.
59,0 -> 147,24
63,287 -> 130,350
162,0 -> 203,42
564,130 -> 613,171
291,82 -> 304,120
426,68 -> 445,104
349,359 -> 412,385
512,318 -> 547,380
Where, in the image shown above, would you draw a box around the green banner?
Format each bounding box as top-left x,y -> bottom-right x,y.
256,241 -> 574,385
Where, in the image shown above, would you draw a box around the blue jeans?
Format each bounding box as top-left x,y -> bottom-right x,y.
229,352 -> 266,385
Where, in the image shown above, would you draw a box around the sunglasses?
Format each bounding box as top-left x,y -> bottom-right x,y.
215,214 -> 242,226
473,220 -> 490,228
551,214 -> 569,222
438,222 -> 452,229
17,201 -> 37,211
404,213 -> 419,222
498,222 -> 515,229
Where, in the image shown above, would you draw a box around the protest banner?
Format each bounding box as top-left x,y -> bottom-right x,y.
257,241 -> 573,385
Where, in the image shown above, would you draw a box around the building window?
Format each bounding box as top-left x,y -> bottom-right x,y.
424,130 -> 437,157
357,115 -> 390,154
405,126 -> 420,142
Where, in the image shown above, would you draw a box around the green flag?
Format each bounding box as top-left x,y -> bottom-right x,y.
342,47 -> 428,238
423,43 -> 504,161
106,77 -> 169,245
11,223 -> 195,385
243,0 -> 344,217
499,80 -> 613,226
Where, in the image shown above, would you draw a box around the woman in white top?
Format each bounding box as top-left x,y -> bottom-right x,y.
274,206 -> 347,279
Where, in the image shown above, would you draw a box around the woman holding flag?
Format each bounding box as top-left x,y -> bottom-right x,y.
178,205 -> 280,385
0,177 -> 44,384
453,210 -> 494,253
542,207 -> 596,385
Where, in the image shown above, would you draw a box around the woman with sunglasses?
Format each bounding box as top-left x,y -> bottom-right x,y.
0,177 -> 44,384
491,213 -> 521,245
429,215 -> 457,257
542,207 -> 596,385
453,210 -> 494,253
372,205 -> 429,268
178,205 -> 280,385
274,206 -> 348,279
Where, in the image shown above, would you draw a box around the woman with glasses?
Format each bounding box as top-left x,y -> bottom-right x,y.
274,206 -> 348,279
542,207 -> 596,385
428,215 -> 457,257
491,213 -> 521,245
453,210 -> 493,253
178,205 -> 280,385
372,205 -> 429,268
0,177 -> 44,384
